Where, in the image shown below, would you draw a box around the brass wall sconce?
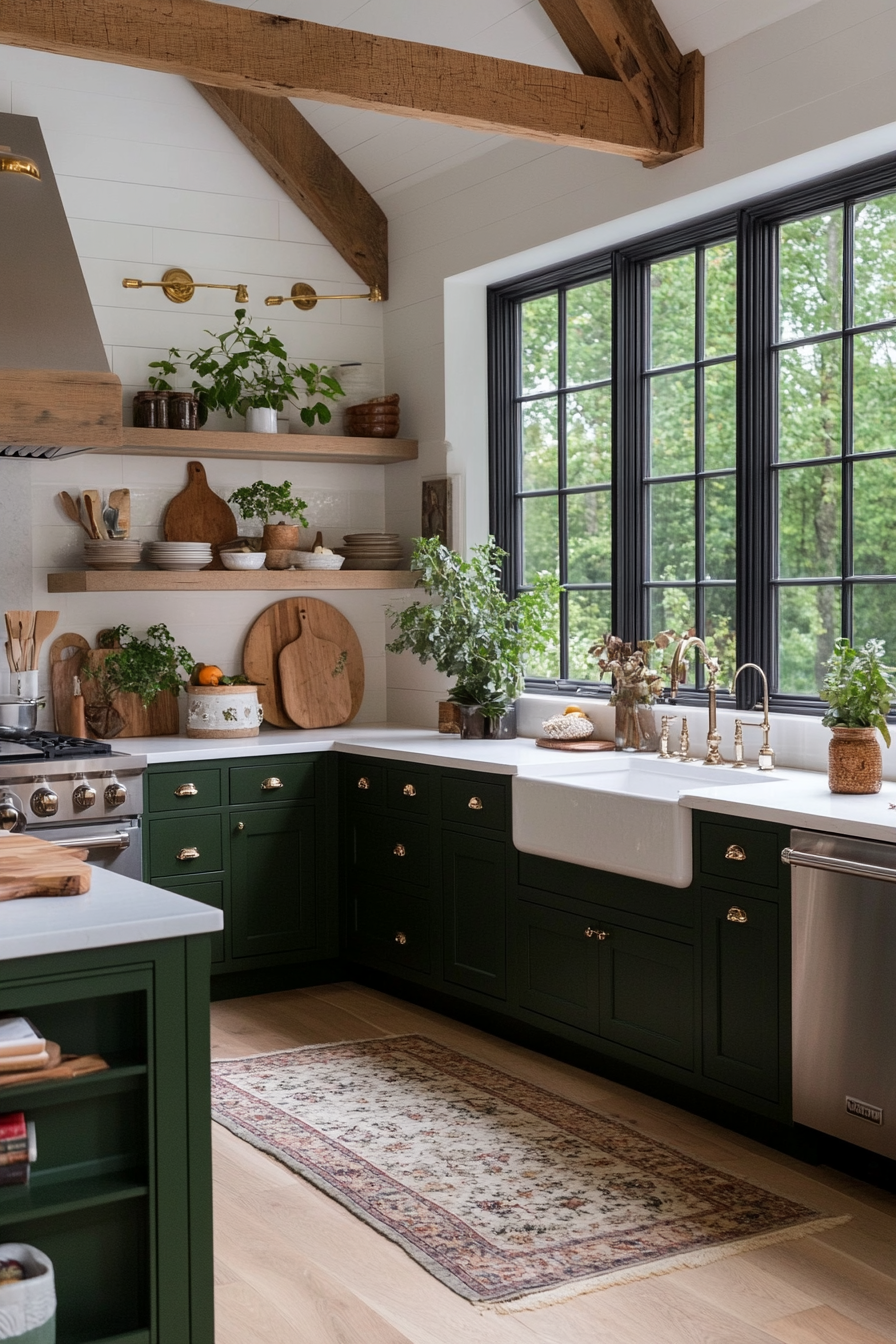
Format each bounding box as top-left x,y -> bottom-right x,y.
121,267 -> 248,304
265,282 -> 383,310
0,145 -> 40,180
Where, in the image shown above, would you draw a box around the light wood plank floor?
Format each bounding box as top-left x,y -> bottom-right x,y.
210,984 -> 896,1344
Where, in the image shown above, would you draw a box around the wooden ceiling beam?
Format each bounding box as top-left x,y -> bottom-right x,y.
0,0 -> 668,161
538,0 -> 704,160
193,86 -> 388,298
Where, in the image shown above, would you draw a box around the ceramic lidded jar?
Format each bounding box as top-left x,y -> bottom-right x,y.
828,725 -> 882,794
186,684 -> 264,739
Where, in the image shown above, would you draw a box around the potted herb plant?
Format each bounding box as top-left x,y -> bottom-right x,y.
227,481 -> 309,564
820,637 -> 896,793
147,311 -> 343,433
387,537 -> 559,739
81,624 -> 194,738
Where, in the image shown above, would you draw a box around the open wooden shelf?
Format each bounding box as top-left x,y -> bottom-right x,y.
48,570 -> 419,592
98,426 -> 417,464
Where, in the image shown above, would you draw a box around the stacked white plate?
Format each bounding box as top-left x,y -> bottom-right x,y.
335,532 -> 403,570
83,540 -> 143,571
144,541 -> 213,571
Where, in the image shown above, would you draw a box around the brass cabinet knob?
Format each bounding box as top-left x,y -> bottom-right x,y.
393,842 -> 407,857
402,783 -> 417,797
262,776 -> 283,791
584,926 -> 610,940
177,847 -> 200,861
394,932 -> 408,945
727,906 -> 748,924
725,843 -> 747,861
357,776 -> 370,790
175,782 -> 198,798
235,822 -> 245,831
468,796 -> 483,810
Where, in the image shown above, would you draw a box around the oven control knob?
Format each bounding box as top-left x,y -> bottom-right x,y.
105,781 -> 128,809
0,792 -> 25,833
31,787 -> 59,818
73,783 -> 97,811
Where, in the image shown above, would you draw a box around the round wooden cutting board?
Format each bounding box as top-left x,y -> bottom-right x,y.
243,597 -> 364,728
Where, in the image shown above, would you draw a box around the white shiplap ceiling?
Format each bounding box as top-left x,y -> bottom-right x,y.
221,0 -> 826,200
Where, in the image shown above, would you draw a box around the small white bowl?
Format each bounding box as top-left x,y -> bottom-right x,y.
293,552 -> 346,570
220,551 -> 268,570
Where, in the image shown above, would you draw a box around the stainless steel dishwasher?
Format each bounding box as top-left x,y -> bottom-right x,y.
784,828 -> 896,1159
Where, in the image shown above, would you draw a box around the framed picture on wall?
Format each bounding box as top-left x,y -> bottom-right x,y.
421,477 -> 453,547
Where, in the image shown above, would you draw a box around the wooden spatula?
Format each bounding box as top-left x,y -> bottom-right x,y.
31,611 -> 59,671
59,491 -> 93,537
4,612 -> 31,672
82,492 -> 103,540
109,488 -> 130,538
277,607 -> 353,728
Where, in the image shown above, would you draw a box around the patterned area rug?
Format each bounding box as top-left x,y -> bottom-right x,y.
211,1035 -> 845,1309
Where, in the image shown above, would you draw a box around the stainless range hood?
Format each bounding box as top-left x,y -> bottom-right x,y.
0,113 -> 121,458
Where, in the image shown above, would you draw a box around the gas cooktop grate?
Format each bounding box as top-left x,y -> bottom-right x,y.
0,733 -> 114,762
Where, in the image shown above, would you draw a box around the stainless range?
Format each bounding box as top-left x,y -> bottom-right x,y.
0,732 -> 146,880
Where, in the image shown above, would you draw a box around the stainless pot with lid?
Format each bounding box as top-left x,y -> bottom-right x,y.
0,696 -> 44,739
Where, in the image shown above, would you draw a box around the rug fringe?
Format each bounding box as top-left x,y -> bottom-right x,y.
482,1214 -> 852,1313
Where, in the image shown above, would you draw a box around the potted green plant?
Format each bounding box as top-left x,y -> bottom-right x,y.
227,480 -> 309,564
147,310 -> 343,433
820,637 -> 896,793
292,363 -> 347,434
387,537 -> 559,739
81,624 -> 195,738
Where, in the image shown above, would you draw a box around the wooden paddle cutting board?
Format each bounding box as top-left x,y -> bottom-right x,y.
163,461 -> 236,569
0,833 -> 91,901
243,598 -> 364,728
49,633 -> 90,733
50,632 -> 178,738
278,607 -> 353,728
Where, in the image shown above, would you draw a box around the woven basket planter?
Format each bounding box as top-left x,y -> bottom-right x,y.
828,725 -> 882,794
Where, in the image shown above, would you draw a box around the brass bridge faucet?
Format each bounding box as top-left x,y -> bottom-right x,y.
668,636 -> 723,765
732,662 -> 775,770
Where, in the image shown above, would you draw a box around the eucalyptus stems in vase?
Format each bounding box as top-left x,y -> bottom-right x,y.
590,631 -> 676,752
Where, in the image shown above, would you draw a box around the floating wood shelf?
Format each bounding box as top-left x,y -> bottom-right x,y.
48,570 -> 420,593
98,427 -> 417,465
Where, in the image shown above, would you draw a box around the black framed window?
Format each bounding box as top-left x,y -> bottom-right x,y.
489,152 -> 896,712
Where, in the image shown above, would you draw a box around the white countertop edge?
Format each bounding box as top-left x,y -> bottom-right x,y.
681,784 -> 896,842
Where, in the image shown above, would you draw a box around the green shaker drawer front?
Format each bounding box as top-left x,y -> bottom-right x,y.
701,889 -> 780,1101
346,761 -> 385,805
700,821 -> 781,889
152,878 -> 225,963
229,759 -> 315,806
349,886 -> 431,974
147,767 -> 221,814
230,805 -> 316,957
597,925 -> 694,1070
386,767 -> 431,814
441,777 -> 506,831
515,900 -> 599,1033
148,813 -> 223,878
443,831 -> 506,999
351,813 -> 431,888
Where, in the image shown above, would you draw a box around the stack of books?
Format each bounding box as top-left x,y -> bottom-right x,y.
0,1017 -> 51,1074
0,1110 -> 37,1187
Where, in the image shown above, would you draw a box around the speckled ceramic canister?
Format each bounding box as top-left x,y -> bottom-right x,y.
828,725 -> 882,793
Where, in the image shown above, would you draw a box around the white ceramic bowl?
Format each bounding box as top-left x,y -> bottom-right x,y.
220,552 -> 268,570
293,553 -> 346,570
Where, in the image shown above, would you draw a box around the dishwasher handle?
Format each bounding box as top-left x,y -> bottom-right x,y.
49,831 -> 131,854
781,845 -> 896,884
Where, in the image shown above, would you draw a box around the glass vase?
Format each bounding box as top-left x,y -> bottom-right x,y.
614,698 -> 659,752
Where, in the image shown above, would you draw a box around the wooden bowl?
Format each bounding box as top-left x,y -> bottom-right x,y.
344,394 -> 400,439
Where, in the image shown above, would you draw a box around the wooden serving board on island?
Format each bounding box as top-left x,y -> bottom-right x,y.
0,832 -> 91,900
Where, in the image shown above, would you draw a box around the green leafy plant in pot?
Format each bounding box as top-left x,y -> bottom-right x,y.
227,480 -> 309,564
820,637 -> 896,793
81,624 -> 195,739
386,537 -> 560,739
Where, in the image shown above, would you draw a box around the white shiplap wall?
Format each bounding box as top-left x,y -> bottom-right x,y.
0,47 -> 391,724
380,0 -> 896,727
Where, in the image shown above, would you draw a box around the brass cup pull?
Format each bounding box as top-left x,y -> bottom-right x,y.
402,783 -> 417,797
468,796 -> 483,811
357,776 -> 370,790
262,776 -> 283,791
177,847 -> 200,861
725,843 -> 747,862
174,783 -> 198,798
393,842 -> 407,857
394,932 -> 408,945
727,906 -> 748,924
584,926 -> 610,940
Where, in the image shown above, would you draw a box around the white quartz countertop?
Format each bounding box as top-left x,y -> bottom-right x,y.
678,769 -> 896,842
0,865 -> 223,962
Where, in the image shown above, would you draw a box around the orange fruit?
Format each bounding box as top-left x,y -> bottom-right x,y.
197,664 -> 224,686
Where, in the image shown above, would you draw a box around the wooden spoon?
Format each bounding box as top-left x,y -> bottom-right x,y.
4,612 -> 31,672
59,491 -> 93,537
83,494 -> 102,540
31,611 -> 59,671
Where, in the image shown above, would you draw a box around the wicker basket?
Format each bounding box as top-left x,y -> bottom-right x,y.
344,394 -> 400,439
828,725 -> 882,794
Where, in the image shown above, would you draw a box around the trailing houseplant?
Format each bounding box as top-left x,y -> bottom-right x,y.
227,480 -> 309,561
820,637 -> 896,793
81,624 -> 195,738
386,537 -> 560,738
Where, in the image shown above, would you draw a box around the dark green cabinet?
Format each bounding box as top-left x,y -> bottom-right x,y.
230,805 -> 317,958
701,888 -> 781,1102
153,878 -> 225,964
348,884 -> 432,973
442,831 -> 506,998
516,899 -> 600,1032
598,923 -> 694,1069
